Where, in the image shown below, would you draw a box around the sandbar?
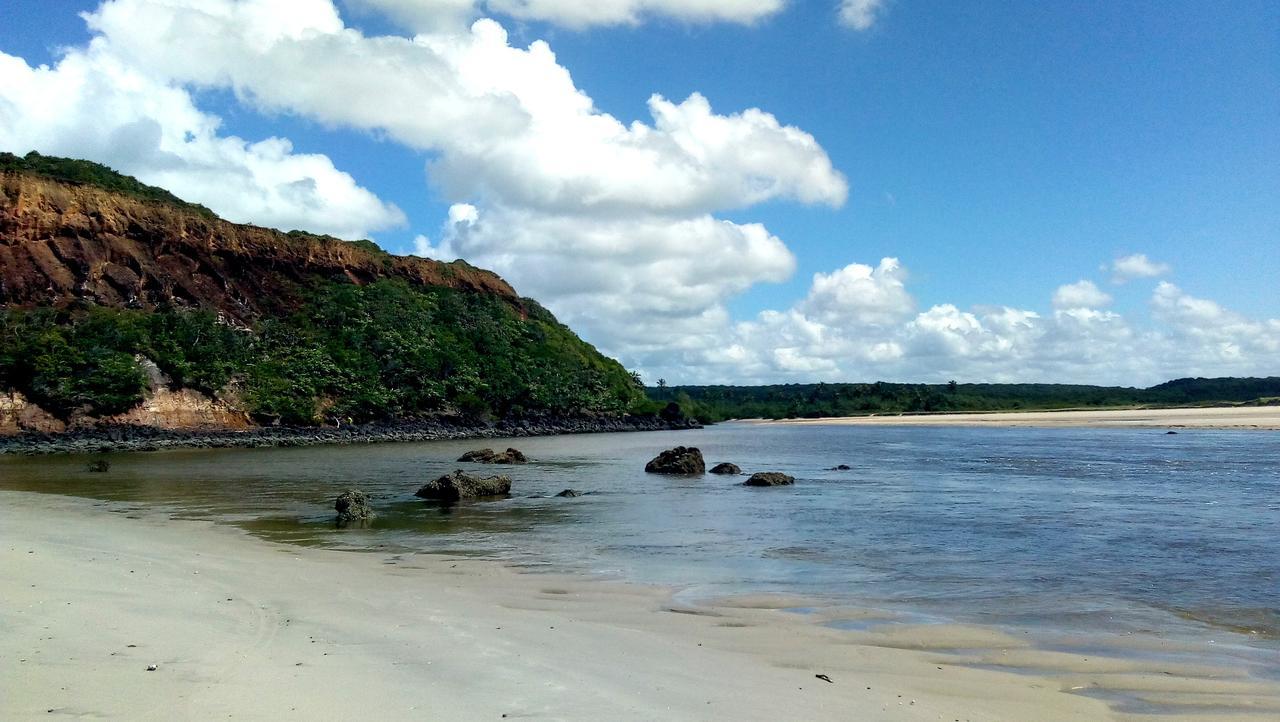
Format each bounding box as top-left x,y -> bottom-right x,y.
755,405 -> 1280,430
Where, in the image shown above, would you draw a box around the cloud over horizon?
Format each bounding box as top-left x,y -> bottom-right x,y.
662,257 -> 1278,387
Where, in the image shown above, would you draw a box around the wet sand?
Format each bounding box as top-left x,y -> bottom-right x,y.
3,491 -> 1277,720
758,405 -> 1280,430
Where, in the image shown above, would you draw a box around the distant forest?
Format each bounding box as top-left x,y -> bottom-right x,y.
647,378 -> 1280,423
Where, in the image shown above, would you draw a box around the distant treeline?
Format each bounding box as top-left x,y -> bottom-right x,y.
646,378 -> 1280,423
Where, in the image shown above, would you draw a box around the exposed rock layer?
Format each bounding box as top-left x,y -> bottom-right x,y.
0,391 -> 66,435
0,173 -> 518,321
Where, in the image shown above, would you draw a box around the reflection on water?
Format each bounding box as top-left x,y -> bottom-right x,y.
3,424 -> 1278,660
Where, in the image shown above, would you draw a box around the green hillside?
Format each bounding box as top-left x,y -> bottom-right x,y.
1,280 -> 646,424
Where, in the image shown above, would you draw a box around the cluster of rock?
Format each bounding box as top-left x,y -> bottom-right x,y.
330,440 -> 830,524
645,447 -> 798,488
332,460 -> 532,522
458,447 -> 527,464
334,449 -> 546,523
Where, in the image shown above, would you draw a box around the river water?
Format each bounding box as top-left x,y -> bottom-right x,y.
3,423 -> 1277,703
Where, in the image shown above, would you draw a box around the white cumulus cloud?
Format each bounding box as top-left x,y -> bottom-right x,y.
0,33 -> 404,239
1150,282 -> 1280,374
1052,280 -> 1112,310
631,256 -> 1277,387
1109,253 -> 1171,283
800,257 -> 913,326
838,0 -> 887,30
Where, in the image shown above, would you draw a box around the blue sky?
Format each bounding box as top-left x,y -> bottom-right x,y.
1,0 -> 1277,384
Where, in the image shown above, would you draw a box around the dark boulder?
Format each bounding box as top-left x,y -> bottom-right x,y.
416,470 -> 512,501
87,459 -> 110,473
335,490 -> 375,525
458,448 -> 495,462
827,464 -> 852,471
710,462 -> 741,475
458,447 -> 528,464
658,402 -> 686,423
644,446 -> 705,475
743,472 -> 795,487
494,448 -> 528,463
555,489 -> 582,498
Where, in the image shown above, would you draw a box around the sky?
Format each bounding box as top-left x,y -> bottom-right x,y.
1,0 -> 1276,387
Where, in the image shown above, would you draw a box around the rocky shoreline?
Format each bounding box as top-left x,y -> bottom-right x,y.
0,414 -> 700,456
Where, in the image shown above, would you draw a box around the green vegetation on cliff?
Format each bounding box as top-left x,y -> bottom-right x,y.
649,379 -> 1280,422
1,279 -> 645,424
0,151 -> 214,216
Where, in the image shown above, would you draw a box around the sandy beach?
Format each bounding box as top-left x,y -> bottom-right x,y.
3,491 -> 1278,720
758,405 -> 1280,430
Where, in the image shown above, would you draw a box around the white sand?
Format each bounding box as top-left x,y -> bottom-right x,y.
757,405 -> 1280,429
3,491 -> 1277,720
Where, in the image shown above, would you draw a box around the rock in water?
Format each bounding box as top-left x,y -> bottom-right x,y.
335,490 -> 375,525
743,472 -> 795,487
555,489 -> 582,498
458,447 -> 528,464
495,448 -> 528,464
709,462 -> 741,475
87,459 -> 110,473
827,464 -> 852,471
458,448 -> 497,462
644,446 -> 705,475
416,470 -> 512,501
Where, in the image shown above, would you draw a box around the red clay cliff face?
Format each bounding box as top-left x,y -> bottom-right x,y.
0,172 -> 519,321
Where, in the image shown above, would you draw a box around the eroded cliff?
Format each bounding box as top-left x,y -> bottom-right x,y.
0,170 -> 517,321
1,154 -> 654,442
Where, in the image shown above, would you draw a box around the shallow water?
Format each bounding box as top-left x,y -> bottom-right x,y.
3,423 -> 1278,683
